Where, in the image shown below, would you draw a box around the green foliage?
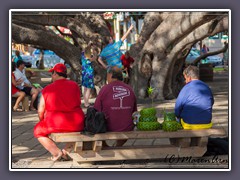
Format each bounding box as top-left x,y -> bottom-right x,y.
147,86 -> 155,96
213,67 -> 225,72
162,121 -> 181,132
137,106 -> 160,131
161,109 -> 182,132
26,68 -> 50,72
164,112 -> 176,121
139,116 -> 157,122
64,36 -> 74,44
140,107 -> 157,117
147,86 -> 155,107
137,122 -> 161,131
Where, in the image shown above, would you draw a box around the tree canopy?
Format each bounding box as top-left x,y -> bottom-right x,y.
12,11 -> 229,100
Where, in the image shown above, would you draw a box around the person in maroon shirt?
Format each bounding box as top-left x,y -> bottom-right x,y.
120,51 -> 134,83
94,66 -> 137,147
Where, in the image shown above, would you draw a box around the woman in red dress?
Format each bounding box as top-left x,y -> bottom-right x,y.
34,63 -> 85,161
12,62 -> 26,111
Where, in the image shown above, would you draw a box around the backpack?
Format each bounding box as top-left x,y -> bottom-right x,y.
82,107 -> 107,135
203,137 -> 229,156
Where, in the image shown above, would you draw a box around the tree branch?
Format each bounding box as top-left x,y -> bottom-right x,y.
192,43 -> 228,65
12,13 -> 110,48
12,23 -> 81,70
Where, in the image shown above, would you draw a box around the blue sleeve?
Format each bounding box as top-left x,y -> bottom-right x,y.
99,48 -> 105,59
174,86 -> 187,118
115,40 -> 123,49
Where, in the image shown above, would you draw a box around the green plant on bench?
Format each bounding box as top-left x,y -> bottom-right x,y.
137,86 -> 161,131
161,109 -> 182,132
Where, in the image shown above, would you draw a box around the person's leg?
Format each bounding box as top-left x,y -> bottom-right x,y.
38,137 -> 62,161
85,88 -> 91,107
83,87 -> 88,107
63,142 -> 74,153
13,91 -> 25,110
30,87 -> 39,110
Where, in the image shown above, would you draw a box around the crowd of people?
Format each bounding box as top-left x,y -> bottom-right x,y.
11,25 -> 216,162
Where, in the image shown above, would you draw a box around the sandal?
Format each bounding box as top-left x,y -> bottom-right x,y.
13,107 -> 23,112
29,107 -> 37,111
50,151 -> 63,162
61,149 -> 72,161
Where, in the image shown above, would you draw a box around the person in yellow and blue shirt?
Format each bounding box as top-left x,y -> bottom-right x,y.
175,65 -> 214,130
98,24 -> 134,81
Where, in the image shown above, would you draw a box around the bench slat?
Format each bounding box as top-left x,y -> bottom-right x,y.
50,128 -> 226,142
68,146 -> 207,162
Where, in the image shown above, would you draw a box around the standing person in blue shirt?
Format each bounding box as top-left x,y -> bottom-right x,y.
98,24 -> 134,80
175,65 -> 214,130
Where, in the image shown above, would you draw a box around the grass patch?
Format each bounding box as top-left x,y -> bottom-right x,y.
26,68 -> 50,72
213,67 -> 226,72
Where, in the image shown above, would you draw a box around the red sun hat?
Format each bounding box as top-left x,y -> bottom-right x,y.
49,63 -> 67,74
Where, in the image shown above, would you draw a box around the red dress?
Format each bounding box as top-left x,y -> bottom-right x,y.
34,79 -> 84,138
12,72 -> 19,95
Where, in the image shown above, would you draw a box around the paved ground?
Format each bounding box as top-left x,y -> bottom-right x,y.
11,70 -> 229,170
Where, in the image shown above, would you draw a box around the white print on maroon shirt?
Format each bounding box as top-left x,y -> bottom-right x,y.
112,86 -> 131,110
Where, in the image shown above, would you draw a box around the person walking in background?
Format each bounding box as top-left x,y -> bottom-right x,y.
11,62 -> 26,112
201,44 -> 209,55
34,63 -> 85,161
98,24 -> 134,81
200,44 -> 209,64
175,65 -> 214,130
81,45 -> 98,108
120,51 -> 135,83
222,41 -> 229,69
12,50 -> 23,64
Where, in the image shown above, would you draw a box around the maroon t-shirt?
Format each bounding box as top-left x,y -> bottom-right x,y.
94,81 -> 137,132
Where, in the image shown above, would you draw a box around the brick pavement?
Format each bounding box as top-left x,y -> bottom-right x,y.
11,71 -> 229,170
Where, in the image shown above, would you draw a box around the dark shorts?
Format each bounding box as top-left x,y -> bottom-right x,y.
22,87 -> 32,96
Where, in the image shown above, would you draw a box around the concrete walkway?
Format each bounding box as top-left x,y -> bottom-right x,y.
11,71 -> 229,169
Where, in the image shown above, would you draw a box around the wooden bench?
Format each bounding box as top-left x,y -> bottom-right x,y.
50,128 -> 227,164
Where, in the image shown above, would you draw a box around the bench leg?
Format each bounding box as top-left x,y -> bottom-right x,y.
93,141 -> 102,152
191,137 -> 208,147
74,142 -> 83,152
170,138 -> 191,148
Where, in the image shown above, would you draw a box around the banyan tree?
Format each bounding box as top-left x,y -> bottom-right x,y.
11,11 -> 229,100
